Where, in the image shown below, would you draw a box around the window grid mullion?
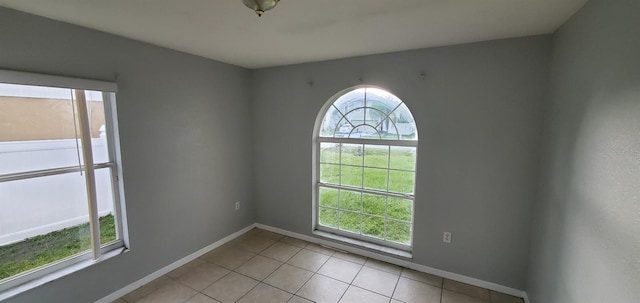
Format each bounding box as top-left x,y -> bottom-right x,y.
319,183 -> 414,199
318,137 -> 417,147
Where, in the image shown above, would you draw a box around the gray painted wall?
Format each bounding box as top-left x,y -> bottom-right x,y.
0,8 -> 254,303
526,0 -> 640,302
251,36 -> 551,289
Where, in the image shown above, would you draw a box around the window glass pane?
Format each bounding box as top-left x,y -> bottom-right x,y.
84,90 -> 109,165
362,215 -> 385,239
340,165 -> 362,188
365,88 -> 402,116
0,84 -> 82,174
389,146 -> 416,171
334,118 -> 353,138
333,89 -> 364,116
364,107 -> 386,127
364,145 -> 388,168
95,167 -> 117,245
319,106 -> 343,137
319,208 -> 338,228
362,194 -> 386,216
339,190 -> 361,212
363,167 -> 387,191
320,164 -> 340,184
386,220 -> 411,244
0,172 -> 90,280
380,118 -> 400,140
319,143 -> 340,164
345,108 -> 365,127
319,187 -> 338,208
350,125 -> 379,139
388,170 -> 415,194
339,211 -> 361,234
389,103 -> 417,140
340,144 -> 363,165
387,197 -> 413,221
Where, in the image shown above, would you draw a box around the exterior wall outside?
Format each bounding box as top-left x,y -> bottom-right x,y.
0,96 -> 105,141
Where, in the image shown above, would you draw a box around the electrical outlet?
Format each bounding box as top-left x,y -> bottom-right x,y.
235,201 -> 240,211
443,232 -> 452,243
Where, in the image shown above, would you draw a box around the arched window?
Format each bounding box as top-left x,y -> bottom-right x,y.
314,86 -> 417,250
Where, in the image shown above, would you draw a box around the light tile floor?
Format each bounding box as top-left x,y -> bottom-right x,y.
116,228 -> 524,303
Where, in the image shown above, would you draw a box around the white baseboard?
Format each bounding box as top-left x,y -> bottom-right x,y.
523,291 -> 531,303
256,223 -> 528,300
96,223 -> 256,303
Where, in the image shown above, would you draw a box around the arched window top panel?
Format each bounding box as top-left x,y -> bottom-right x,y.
319,87 -> 417,141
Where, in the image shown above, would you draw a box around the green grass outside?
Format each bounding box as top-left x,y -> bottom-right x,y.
318,144 -> 416,244
0,215 -> 116,280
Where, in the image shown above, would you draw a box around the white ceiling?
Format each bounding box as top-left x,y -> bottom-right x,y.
0,0 -> 587,69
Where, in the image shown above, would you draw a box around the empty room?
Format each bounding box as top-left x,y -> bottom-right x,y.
0,0 -> 638,302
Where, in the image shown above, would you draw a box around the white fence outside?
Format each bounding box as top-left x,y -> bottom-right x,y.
0,135 -> 114,245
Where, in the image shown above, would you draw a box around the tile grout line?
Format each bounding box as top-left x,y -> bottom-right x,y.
389,269 -> 401,302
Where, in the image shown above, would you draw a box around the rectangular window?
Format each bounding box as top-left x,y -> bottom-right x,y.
316,141 -> 416,250
0,70 -> 127,292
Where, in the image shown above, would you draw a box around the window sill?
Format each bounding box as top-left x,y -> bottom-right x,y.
0,247 -> 127,301
313,230 -> 412,259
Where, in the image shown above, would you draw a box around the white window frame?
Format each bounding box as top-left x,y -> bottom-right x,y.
313,85 -> 417,252
0,70 -> 128,295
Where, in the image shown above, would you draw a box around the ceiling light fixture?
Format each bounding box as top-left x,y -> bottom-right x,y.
242,0 -> 280,17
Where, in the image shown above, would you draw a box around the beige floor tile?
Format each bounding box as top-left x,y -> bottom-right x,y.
317,257 -> 363,283
304,243 -> 336,256
287,249 -> 330,272
260,242 -> 302,262
288,296 -> 313,303
442,289 -> 488,303
256,230 -> 286,241
185,293 -> 221,303
401,268 -> 443,287
236,255 -> 283,280
201,245 -> 257,270
264,264 -> 314,293
136,279 -> 197,303
364,258 -> 403,275
122,276 -> 173,302
392,277 -> 442,303
490,291 -> 524,303
443,279 -> 490,301
111,299 -> 127,303
280,236 -> 309,248
177,262 -> 230,291
203,272 -> 259,303
237,283 -> 293,303
296,274 -> 348,303
332,251 -> 367,264
244,228 -> 263,237
352,266 -> 399,297
391,300 -> 403,303
232,234 -> 277,253
339,285 -> 390,303
167,259 -> 208,279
